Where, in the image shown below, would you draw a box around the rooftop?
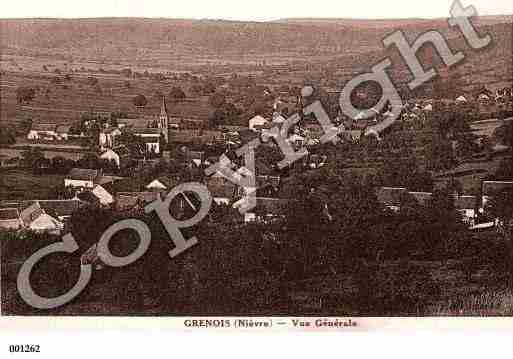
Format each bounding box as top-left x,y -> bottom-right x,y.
67,168 -> 99,181
0,208 -> 20,220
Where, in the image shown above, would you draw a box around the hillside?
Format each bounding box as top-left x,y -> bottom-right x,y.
0,17 -> 510,69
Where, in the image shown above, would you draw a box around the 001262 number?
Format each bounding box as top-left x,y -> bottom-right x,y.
9,345 -> 40,353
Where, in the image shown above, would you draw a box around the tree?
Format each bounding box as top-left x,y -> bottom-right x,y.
86,77 -> 98,86
20,147 -> 44,169
0,126 -> 16,145
133,94 -> 148,109
209,92 -> 226,108
169,87 -> 186,101
16,86 -> 36,104
494,157 -> 513,180
51,156 -> 73,174
486,189 -> 513,240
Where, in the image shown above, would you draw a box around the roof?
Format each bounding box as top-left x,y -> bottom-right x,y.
483,181 -> 513,197
112,146 -> 130,156
92,185 -> 114,204
30,199 -> 84,218
408,192 -> 433,206
67,168 -> 99,181
56,125 -> 72,134
0,208 -> 19,220
132,128 -> 162,136
147,176 -> 178,190
31,123 -> 57,132
376,187 -> 407,207
116,192 -> 161,208
77,191 -> 100,204
453,195 -> 477,210
20,201 -> 44,225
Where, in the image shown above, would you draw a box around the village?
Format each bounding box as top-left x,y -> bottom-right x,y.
0,82 -> 512,235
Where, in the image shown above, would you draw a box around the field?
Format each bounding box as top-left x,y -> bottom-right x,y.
0,69 -> 215,129
0,169 -> 64,201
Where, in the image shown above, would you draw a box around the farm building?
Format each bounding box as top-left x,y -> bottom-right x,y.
482,180 -> 513,208
19,201 -> 63,234
99,146 -> 130,168
249,115 -> 269,131
64,168 -> 100,189
55,125 -> 72,140
27,123 -> 57,140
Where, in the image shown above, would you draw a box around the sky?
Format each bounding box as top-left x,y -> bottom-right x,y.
1,0 -> 512,21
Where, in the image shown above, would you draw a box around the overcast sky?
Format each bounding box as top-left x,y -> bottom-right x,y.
1,0 -> 512,21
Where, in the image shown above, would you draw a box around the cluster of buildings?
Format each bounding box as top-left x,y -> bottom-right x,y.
5,87 -> 512,235
376,180 -> 513,229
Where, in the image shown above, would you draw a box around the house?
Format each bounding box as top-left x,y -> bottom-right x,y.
0,208 -> 22,230
55,125 -> 72,140
482,181 -> 513,209
64,168 -> 100,189
27,123 -> 57,140
20,202 -> 63,234
116,192 -> 161,210
36,199 -> 84,221
99,146 -> 130,168
146,176 -> 179,192
455,95 -> 468,103
454,195 -> 478,225
205,176 -> 238,205
234,197 -> 291,223
131,128 -> 162,154
249,115 -> 269,131
99,128 -> 122,149
91,185 -> 114,206
376,187 -> 407,212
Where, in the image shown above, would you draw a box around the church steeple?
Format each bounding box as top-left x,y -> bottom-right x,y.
159,95 -> 169,142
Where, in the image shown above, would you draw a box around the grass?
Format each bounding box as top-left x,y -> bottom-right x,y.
429,290 -> 513,316
0,168 -> 64,201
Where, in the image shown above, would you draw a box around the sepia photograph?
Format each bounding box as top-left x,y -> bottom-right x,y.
0,0 -> 512,326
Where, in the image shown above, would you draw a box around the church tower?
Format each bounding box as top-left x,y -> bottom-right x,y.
159,95 -> 169,142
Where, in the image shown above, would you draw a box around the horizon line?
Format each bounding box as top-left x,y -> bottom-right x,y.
1,14 -> 512,22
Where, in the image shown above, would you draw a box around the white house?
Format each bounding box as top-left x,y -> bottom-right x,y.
20,202 -> 63,235
64,168 -> 99,189
133,128 -> 161,154
91,185 -> 114,206
456,95 -> 468,103
27,123 -> 57,140
249,115 -> 269,131
100,149 -> 120,167
146,176 -> 178,192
